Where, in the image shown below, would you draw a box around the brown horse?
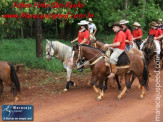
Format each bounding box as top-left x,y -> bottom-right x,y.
72,44 -> 149,100
90,40 -> 145,91
0,61 -> 20,101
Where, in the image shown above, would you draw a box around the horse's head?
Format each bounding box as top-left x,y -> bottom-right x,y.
72,44 -> 84,68
142,35 -> 155,64
46,39 -> 54,61
89,40 -> 97,47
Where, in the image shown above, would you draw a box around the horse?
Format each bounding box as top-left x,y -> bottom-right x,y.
46,39 -> 76,92
141,35 -> 163,70
90,40 -> 145,91
72,44 -> 149,100
0,61 -> 20,101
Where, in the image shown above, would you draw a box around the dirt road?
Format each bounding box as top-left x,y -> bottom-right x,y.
0,62 -> 162,122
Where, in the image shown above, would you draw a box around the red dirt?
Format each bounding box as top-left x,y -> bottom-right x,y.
0,62 -> 163,122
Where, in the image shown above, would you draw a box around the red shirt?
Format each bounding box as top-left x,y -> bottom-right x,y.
149,28 -> 162,37
132,28 -> 143,40
123,28 -> 132,46
113,30 -> 125,50
78,29 -> 89,44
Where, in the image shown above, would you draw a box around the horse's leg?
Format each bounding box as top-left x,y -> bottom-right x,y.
128,73 -> 136,90
63,66 -> 74,92
0,80 -> 4,97
115,75 -> 122,92
117,73 -> 131,100
91,74 -> 100,94
97,78 -> 104,101
103,77 -> 108,91
139,85 -> 145,99
119,75 -> 123,83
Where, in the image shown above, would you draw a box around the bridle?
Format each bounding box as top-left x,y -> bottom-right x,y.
46,41 -> 54,57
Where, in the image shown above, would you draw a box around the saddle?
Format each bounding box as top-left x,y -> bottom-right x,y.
105,50 -> 130,68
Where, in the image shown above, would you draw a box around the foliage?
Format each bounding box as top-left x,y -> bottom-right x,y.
0,0 -> 162,39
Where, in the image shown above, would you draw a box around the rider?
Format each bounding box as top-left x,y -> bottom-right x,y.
71,20 -> 90,72
158,18 -> 163,29
103,22 -> 125,78
88,18 -> 97,42
71,20 -> 90,45
132,22 -> 143,49
140,21 -> 162,55
120,20 -> 132,51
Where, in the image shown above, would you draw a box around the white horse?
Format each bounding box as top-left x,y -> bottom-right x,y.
46,39 -> 75,92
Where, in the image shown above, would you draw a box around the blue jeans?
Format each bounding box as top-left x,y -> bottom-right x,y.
126,45 -> 131,52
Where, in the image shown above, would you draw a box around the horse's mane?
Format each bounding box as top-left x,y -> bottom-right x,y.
52,41 -> 72,61
81,44 -> 105,53
96,40 -> 106,44
146,35 -> 154,44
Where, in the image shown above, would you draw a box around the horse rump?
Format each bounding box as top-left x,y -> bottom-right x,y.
117,51 -> 130,66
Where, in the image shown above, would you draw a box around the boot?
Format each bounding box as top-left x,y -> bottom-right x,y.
108,64 -> 117,78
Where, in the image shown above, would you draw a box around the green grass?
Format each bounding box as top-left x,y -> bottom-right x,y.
0,38 -> 65,72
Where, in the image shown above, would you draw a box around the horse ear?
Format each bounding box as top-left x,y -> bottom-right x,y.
46,39 -> 49,43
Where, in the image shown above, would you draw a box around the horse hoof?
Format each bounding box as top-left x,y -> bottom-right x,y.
116,96 -> 121,100
138,96 -> 144,100
96,97 -> 102,101
15,97 -> 19,102
73,83 -> 76,86
63,89 -> 68,92
126,89 -> 130,92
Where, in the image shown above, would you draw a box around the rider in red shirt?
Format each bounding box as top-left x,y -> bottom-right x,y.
104,22 -> 125,78
71,20 -> 90,45
120,20 -> 132,51
132,22 -> 143,49
148,21 -> 162,41
71,20 -> 90,72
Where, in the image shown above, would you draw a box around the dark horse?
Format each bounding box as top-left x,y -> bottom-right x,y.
142,35 -> 163,70
0,61 -> 20,101
72,44 -> 149,100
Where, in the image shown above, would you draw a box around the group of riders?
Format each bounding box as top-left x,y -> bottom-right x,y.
71,18 -> 163,79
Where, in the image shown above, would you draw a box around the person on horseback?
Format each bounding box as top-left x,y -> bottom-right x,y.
71,20 -> 90,72
140,21 -> 163,55
71,20 -> 90,45
120,20 -> 132,51
103,22 -> 126,78
132,22 -> 143,49
88,18 -> 97,42
158,18 -> 162,29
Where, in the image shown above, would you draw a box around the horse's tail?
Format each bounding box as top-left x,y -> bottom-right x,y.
142,56 -> 149,90
8,63 -> 21,92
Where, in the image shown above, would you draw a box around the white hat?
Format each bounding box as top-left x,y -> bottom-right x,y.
159,18 -> 162,21
120,20 -> 129,25
88,18 -> 93,21
78,20 -> 89,25
133,22 -> 141,26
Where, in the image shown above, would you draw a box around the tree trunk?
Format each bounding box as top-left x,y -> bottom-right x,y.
35,18 -> 43,58
21,26 -> 24,39
21,19 -> 24,38
142,0 -> 146,19
124,0 -> 128,10
55,19 -> 58,38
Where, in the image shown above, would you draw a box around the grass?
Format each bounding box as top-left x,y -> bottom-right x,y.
0,38 -> 65,72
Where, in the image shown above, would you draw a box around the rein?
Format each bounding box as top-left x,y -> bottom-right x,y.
75,45 -> 107,68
